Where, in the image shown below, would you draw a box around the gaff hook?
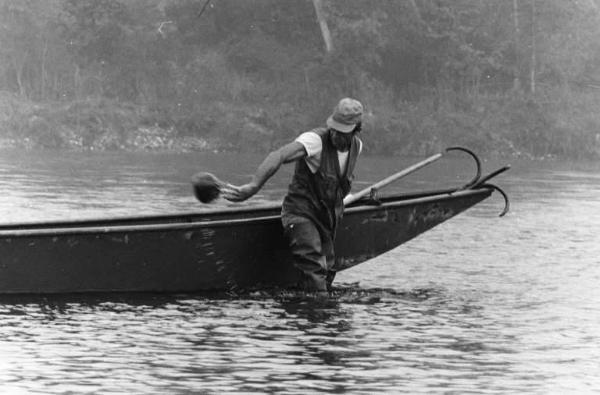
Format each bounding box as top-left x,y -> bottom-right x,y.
445,146 -> 482,190
480,183 -> 510,217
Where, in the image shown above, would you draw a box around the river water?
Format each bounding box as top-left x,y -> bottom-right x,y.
0,149 -> 598,394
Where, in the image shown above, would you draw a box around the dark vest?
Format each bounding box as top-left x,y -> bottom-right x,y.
282,127 -> 361,233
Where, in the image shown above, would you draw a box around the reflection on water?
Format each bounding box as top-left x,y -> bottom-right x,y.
0,149 -> 599,393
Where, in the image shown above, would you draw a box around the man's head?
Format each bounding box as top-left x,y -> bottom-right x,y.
326,98 -> 363,133
327,98 -> 363,151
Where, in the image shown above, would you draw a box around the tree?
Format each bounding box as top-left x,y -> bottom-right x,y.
312,0 -> 333,53
0,0 -> 63,99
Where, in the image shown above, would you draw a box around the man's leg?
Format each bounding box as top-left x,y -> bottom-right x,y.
282,216 -> 328,292
325,268 -> 336,291
322,236 -> 336,291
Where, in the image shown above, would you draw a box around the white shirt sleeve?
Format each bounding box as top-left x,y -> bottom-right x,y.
295,131 -> 322,157
295,131 -> 322,173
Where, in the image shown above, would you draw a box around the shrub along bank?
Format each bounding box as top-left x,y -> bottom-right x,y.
1,89 -> 599,160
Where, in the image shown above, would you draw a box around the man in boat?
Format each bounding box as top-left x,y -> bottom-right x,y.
221,98 -> 364,293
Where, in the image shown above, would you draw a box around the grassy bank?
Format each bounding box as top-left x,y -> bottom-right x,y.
1,89 -> 599,160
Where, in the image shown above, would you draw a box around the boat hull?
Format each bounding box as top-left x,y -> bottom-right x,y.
0,189 -> 492,294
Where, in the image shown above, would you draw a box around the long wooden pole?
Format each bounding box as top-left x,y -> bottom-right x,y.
344,152 -> 444,206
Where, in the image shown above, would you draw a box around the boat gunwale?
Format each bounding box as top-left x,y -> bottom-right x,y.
0,187 -> 478,230
0,189 -> 492,238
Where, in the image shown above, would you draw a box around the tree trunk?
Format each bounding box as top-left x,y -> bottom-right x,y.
12,56 -> 27,98
530,0 -> 536,95
512,0 -> 521,90
409,0 -> 425,28
312,0 -> 333,53
74,64 -> 81,99
41,36 -> 48,100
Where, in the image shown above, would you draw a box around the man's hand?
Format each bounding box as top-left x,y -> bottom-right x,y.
220,182 -> 259,202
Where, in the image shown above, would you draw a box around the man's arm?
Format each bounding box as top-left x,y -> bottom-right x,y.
221,141 -> 307,202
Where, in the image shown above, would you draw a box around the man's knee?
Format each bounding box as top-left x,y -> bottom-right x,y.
283,216 -> 323,257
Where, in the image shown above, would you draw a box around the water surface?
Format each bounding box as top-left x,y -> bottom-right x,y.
0,149 -> 598,393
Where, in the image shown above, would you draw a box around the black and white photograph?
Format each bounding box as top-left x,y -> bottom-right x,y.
0,0 -> 598,393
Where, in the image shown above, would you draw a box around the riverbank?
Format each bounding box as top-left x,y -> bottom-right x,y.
1,91 -> 599,160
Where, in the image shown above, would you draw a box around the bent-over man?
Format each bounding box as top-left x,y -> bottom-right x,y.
222,98 -> 364,292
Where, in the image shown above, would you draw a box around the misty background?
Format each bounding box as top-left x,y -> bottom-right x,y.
1,0 -> 600,159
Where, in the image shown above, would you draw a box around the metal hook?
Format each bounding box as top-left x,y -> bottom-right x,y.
479,183 -> 510,217
445,146 -> 482,189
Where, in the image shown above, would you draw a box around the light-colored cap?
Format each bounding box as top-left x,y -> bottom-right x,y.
326,98 -> 363,133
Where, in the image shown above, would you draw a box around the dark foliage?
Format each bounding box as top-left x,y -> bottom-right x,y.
1,0 -> 599,158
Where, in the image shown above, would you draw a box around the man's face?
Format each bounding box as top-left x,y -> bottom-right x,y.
330,129 -> 353,152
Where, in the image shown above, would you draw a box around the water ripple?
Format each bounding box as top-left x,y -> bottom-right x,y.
1,151 -> 599,393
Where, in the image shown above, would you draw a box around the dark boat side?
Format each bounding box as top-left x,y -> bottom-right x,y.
0,188 -> 495,294
336,188 -> 493,271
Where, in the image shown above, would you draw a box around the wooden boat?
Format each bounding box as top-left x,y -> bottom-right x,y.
0,150 -> 509,294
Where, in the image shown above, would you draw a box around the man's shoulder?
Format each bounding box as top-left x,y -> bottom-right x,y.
296,130 -> 321,145
295,128 -> 326,158
301,127 -> 328,138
